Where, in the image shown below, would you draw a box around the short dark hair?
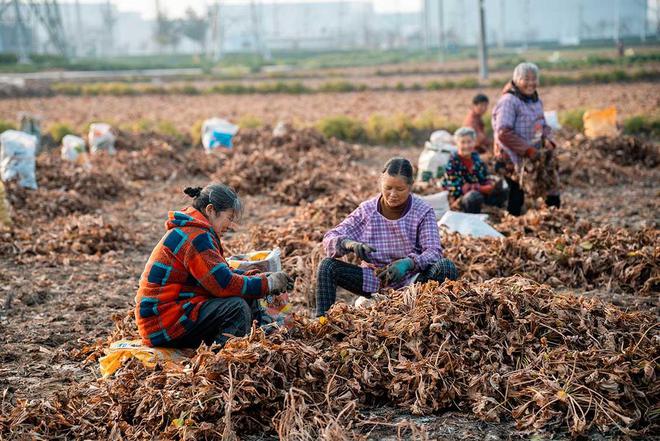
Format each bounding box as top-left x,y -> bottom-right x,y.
382,157 -> 414,185
472,93 -> 489,105
184,183 -> 243,219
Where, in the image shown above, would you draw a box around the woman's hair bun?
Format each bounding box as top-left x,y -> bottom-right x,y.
183,186 -> 203,198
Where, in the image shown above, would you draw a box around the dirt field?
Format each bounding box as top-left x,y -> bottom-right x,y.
0,84 -> 658,439
1,82 -> 658,131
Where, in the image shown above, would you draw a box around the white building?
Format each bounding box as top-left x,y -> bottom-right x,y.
0,0 -> 653,57
216,1 -> 373,52
421,0 -> 650,48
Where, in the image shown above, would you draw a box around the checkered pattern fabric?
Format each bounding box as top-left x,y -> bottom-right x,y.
315,258 -> 369,317
323,195 -> 443,293
492,86 -> 551,165
416,258 -> 459,284
135,207 -> 268,347
315,257 -> 459,317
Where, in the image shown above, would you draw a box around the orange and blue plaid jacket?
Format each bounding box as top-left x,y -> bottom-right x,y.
135,206 -> 268,346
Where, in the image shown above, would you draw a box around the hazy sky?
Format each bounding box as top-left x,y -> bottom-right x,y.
73,0 -> 422,19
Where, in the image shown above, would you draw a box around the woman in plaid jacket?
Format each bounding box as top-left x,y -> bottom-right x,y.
135,183 -> 292,348
315,157 -> 459,317
492,62 -> 560,215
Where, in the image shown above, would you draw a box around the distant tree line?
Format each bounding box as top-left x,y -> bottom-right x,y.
154,7 -> 209,54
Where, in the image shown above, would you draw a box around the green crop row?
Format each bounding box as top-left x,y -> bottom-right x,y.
47,67 -> 658,97
1,111 -> 656,149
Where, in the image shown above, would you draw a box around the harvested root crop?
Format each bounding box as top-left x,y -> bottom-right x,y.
2,277 -> 657,439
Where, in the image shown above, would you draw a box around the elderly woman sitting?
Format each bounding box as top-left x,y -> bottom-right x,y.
492,62 -> 560,216
442,127 -> 507,213
315,157 -> 458,317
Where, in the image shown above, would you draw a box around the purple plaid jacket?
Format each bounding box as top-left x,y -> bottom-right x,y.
492,92 -> 551,165
323,195 -> 443,293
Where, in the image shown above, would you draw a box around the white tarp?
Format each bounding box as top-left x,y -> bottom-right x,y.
438,210 -> 503,238
0,130 -> 37,189
418,191 -> 450,219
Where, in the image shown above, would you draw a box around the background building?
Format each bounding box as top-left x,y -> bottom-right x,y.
0,0 -> 655,57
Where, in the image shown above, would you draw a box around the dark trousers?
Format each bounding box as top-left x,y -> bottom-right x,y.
162,297 -> 254,349
315,257 -> 459,317
460,180 -> 509,214
506,177 -> 525,216
505,177 -> 561,216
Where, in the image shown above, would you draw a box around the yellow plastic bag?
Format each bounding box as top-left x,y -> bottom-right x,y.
583,106 -> 619,138
98,339 -> 191,378
0,181 -> 11,227
227,248 -> 281,273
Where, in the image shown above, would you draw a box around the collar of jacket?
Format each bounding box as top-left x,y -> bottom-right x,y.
503,80 -> 539,103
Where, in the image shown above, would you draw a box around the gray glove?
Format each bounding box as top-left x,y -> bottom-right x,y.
266,272 -> 294,294
341,239 -> 377,263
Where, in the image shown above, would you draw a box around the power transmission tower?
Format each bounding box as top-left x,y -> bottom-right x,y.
11,0 -> 32,62
28,0 -> 69,58
477,0 -> 488,80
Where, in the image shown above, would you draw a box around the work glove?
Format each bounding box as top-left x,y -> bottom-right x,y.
266,272 -> 294,295
341,239 -> 377,263
377,258 -> 414,286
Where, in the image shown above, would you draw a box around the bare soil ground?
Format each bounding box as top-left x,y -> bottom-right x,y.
1,82 -> 658,131
0,89 -> 657,439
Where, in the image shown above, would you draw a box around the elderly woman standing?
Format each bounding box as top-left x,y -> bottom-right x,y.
492,62 -> 560,215
315,157 -> 458,317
